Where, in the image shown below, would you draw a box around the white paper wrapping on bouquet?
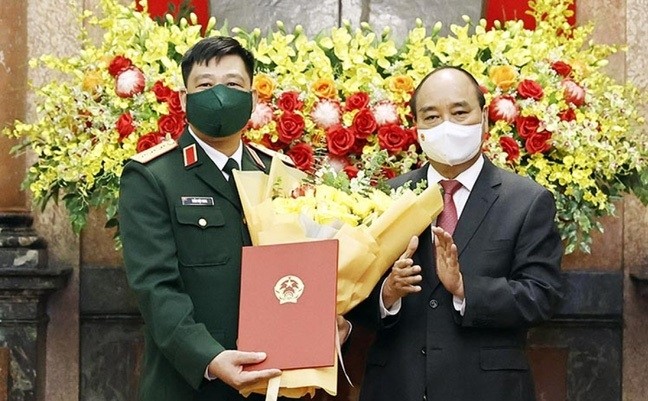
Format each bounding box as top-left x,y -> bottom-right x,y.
232,156 -> 442,399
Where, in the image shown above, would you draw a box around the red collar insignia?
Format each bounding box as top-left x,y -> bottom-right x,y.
183,144 -> 198,167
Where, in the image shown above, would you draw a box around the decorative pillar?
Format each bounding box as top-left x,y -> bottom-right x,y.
0,213 -> 70,401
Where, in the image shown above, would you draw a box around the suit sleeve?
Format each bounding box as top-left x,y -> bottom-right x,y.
459,189 -> 564,328
119,161 -> 224,389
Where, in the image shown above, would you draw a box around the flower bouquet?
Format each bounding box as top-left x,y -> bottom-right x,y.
232,155 -> 442,398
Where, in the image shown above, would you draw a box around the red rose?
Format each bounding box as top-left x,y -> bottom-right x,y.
115,112 -> 135,142
559,108 -> 576,122
551,61 -> 572,78
525,131 -> 552,154
287,142 -> 315,172
157,114 -> 185,140
352,108 -> 377,138
515,115 -> 541,139
343,164 -> 359,179
115,67 -> 145,98
489,95 -> 519,124
136,132 -> 164,153
108,56 -> 133,77
277,91 -> 303,112
152,80 -> 173,102
499,136 -> 520,163
381,167 -> 397,180
377,124 -> 410,154
562,79 -> 585,107
517,79 -> 544,100
166,92 -> 184,115
345,92 -> 370,111
260,134 -> 286,151
277,112 -> 305,143
349,137 -> 368,156
326,125 -> 355,156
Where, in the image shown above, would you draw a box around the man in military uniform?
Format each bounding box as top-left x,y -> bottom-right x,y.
119,36 -> 296,400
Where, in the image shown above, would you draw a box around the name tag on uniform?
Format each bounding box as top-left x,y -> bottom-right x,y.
181,196 -> 214,206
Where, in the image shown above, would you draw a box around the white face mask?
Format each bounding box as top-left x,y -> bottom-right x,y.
417,120 -> 483,166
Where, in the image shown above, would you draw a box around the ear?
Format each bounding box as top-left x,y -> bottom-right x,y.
481,106 -> 489,134
251,89 -> 258,112
179,89 -> 187,113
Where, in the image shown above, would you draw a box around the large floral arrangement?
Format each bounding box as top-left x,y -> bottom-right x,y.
3,0 -> 646,253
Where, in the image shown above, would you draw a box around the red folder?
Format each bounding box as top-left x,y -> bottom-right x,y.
238,239 -> 338,370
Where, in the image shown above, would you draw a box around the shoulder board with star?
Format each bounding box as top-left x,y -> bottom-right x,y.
246,142 -> 295,167
130,139 -> 178,164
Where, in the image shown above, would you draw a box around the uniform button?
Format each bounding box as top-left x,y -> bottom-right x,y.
429,299 -> 439,309
423,395 -> 427,401
198,218 -> 207,227
421,347 -> 426,355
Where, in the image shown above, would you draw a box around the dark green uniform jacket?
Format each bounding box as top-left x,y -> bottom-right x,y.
119,130 -> 273,401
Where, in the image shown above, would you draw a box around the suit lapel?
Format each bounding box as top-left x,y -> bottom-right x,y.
453,158 -> 501,257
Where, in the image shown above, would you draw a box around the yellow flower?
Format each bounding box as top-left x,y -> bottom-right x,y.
489,65 -> 518,91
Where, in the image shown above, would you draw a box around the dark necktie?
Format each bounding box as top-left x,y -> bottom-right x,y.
437,179 -> 462,235
223,158 -> 240,195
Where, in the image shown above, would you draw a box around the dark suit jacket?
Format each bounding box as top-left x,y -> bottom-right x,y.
352,156 -> 564,401
119,131 -> 275,401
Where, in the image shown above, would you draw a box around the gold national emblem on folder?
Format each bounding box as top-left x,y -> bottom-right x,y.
274,275 -> 304,304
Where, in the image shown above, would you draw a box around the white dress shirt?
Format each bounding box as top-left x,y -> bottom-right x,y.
188,127 -> 243,177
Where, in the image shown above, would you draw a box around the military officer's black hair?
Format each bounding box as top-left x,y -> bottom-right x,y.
180,36 -> 255,86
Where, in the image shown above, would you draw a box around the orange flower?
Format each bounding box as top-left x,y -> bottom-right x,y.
82,70 -> 104,93
489,65 -> 517,91
388,75 -> 414,93
311,78 -> 337,99
253,74 -> 276,102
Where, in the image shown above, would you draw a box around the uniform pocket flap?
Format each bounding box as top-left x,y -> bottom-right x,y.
175,205 -> 225,228
480,348 -> 529,371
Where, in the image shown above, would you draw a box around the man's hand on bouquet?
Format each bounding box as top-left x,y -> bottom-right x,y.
432,226 -> 464,299
207,350 -> 281,390
382,236 -> 422,309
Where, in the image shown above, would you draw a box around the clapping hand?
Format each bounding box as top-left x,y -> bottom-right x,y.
432,226 -> 464,299
381,236 -> 422,309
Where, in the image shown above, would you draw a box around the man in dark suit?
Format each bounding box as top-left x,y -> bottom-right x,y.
351,66 -> 564,401
119,36 -> 288,401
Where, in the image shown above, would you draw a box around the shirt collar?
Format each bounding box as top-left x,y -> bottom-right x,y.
426,155 -> 484,192
187,127 -> 243,171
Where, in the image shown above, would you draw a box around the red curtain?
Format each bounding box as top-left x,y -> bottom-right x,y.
136,0 -> 210,29
484,0 -> 576,30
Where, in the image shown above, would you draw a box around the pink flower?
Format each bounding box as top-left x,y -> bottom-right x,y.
372,101 -> 399,126
115,67 -> 145,98
489,95 -> 519,124
311,99 -> 341,129
562,79 -> 586,107
249,102 -> 274,129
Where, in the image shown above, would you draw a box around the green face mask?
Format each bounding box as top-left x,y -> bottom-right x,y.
185,84 -> 253,138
